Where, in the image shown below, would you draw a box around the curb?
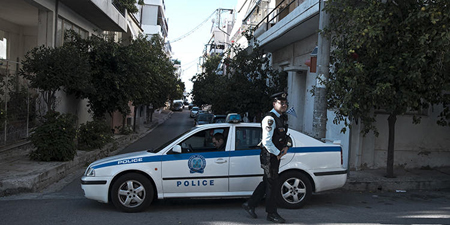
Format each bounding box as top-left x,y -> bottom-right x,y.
342,178 -> 450,192
0,111 -> 173,197
341,168 -> 450,192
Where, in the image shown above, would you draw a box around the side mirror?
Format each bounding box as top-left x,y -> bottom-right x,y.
172,145 -> 182,153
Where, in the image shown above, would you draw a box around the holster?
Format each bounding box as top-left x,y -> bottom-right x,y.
260,147 -> 279,179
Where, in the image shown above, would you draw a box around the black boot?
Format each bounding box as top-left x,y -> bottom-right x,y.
242,202 -> 257,218
267,212 -> 286,223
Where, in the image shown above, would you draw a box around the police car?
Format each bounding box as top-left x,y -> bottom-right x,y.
81,119 -> 347,212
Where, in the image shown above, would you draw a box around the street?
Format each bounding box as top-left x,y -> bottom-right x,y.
1,109 -> 449,225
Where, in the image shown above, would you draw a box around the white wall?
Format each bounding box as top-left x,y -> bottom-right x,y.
142,5 -> 158,26
374,109 -> 450,169
348,105 -> 450,170
1,0 -> 106,125
272,33 -> 351,169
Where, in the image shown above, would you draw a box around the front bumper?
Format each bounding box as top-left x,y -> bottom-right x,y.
81,176 -> 111,203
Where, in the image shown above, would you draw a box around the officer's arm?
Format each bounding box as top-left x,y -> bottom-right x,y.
261,116 -> 280,156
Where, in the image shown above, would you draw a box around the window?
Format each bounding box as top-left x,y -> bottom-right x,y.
0,39 -> 6,60
235,127 -> 262,150
180,128 -> 229,153
56,17 -> 88,46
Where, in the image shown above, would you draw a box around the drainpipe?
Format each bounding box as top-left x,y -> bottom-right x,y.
54,0 -> 59,47
313,0 -> 330,140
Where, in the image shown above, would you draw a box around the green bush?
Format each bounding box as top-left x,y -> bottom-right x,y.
29,111 -> 77,161
77,119 -> 113,150
114,125 -> 133,135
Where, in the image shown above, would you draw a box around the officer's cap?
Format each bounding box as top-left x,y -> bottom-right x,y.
271,92 -> 288,101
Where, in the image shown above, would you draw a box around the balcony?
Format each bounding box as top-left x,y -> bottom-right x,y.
140,0 -> 168,38
249,0 -> 320,52
60,0 -> 127,32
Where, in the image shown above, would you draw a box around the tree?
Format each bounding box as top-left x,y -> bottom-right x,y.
322,0 -> 450,177
84,35 -> 133,119
23,30 -> 184,135
127,35 -> 184,126
113,0 -> 144,14
191,33 -> 287,120
21,44 -> 91,113
223,39 -> 287,120
191,55 -> 223,107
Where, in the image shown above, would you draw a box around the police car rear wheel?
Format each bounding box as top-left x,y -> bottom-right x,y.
277,171 -> 312,209
111,173 -> 153,212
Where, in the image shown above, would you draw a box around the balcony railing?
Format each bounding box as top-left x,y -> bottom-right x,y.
253,0 -> 299,31
111,1 -> 126,17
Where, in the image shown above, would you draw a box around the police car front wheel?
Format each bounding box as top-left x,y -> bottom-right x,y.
110,173 -> 154,212
276,171 -> 312,209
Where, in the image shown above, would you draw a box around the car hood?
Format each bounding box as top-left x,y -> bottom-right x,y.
90,151 -> 156,168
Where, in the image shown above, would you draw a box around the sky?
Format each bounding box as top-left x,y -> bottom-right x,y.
164,0 -> 238,95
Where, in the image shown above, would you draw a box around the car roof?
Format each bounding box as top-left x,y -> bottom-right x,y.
196,122 -> 332,147
196,122 -> 259,128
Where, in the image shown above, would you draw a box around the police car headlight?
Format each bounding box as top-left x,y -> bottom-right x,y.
85,167 -> 95,177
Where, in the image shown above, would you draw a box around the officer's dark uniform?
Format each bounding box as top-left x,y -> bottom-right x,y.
242,92 -> 288,223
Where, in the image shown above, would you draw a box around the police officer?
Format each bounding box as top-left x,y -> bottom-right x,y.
242,92 -> 289,223
212,133 -> 226,151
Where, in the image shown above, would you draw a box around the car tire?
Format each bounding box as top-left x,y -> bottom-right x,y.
276,171 -> 312,209
111,173 -> 154,213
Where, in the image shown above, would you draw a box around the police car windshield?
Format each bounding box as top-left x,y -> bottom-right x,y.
149,127 -> 198,153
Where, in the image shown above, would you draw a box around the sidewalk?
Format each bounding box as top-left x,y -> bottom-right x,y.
1,109 -> 449,197
0,109 -> 173,197
343,167 -> 450,192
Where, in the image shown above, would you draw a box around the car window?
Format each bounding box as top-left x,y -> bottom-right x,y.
152,127 -> 198,153
198,114 -> 213,121
179,128 -> 229,153
214,118 -> 226,123
235,127 -> 262,150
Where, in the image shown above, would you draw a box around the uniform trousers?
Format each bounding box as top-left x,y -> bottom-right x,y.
247,153 -> 280,214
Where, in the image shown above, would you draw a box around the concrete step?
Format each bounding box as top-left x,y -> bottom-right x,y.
0,141 -> 33,160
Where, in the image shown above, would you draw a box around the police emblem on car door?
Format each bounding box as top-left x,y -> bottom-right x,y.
161,127 -> 230,196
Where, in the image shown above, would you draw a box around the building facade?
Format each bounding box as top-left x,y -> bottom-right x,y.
230,0 -> 450,170
0,0 -> 146,141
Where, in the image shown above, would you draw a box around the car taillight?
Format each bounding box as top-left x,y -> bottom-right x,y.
340,147 -> 343,165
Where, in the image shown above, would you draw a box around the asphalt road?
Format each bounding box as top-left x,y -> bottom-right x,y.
1,108 -> 449,224
120,109 -> 193,154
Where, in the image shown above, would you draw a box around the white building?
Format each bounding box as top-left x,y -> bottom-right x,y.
201,8 -> 235,75
0,0 -> 144,140
138,0 -> 168,39
230,0 -> 450,170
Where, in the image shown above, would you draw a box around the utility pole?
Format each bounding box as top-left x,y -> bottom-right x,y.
313,0 -> 330,140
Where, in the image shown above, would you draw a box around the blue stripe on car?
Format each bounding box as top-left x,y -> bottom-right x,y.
91,146 -> 341,169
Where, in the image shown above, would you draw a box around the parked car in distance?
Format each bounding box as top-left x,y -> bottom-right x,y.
194,113 -> 214,126
211,115 -> 227,123
190,107 -> 199,118
81,121 -> 347,212
172,101 -> 183,111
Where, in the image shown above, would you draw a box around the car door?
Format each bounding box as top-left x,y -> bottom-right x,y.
229,126 -> 295,192
161,127 -> 230,197
229,126 -> 263,192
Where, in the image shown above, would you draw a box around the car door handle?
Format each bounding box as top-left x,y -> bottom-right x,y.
215,158 -> 228,164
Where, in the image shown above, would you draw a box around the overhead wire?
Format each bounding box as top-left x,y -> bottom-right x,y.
169,9 -> 218,43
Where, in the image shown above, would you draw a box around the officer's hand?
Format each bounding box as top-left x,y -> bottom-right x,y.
277,147 -> 288,160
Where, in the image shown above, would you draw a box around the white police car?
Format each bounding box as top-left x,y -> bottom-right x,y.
81,122 -> 347,212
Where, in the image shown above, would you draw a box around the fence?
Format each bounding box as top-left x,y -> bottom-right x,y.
0,58 -> 36,146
